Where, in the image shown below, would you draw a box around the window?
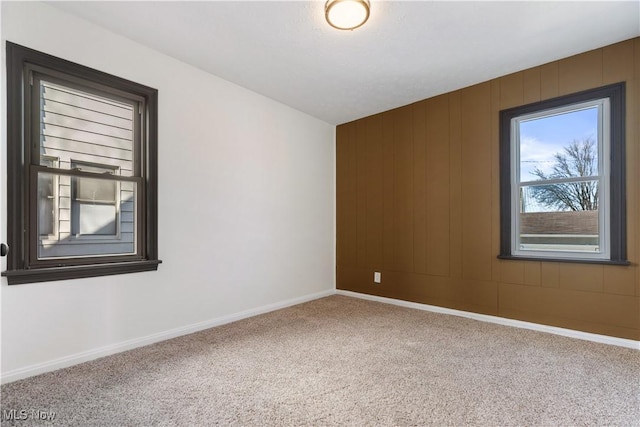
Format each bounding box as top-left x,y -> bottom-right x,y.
499,83 -> 627,264
3,42 -> 160,284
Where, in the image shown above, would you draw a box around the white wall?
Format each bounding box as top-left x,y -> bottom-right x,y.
0,2 -> 335,382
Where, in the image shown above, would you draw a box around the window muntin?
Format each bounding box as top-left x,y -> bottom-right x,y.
511,100 -> 610,260
3,42 -> 160,284
499,82 -> 626,265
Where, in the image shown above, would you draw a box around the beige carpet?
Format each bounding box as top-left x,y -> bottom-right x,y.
2,295 -> 639,426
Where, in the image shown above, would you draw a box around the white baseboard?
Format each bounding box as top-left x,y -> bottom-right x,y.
337,290 -> 640,350
1,289 -> 335,384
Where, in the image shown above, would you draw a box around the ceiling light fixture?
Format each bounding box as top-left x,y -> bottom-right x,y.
325,0 -> 370,31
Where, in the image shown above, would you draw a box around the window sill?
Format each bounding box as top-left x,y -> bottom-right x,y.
497,254 -> 630,266
2,259 -> 162,285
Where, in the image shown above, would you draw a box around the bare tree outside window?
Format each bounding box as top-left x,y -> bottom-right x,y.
529,137 -> 598,211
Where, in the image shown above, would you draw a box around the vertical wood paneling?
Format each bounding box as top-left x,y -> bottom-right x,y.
449,91 -> 463,278
460,83 -> 492,281
603,265 -> 635,296
540,262 -> 560,288
346,123 -> 358,268
366,115 -> 384,269
523,68 -> 541,104
558,263 -> 603,293
540,61 -> 559,100
631,40 -> 639,300
490,80 -> 501,282
603,40 -> 634,84
336,123 -> 346,267
393,106 -> 414,272
356,120 -> 368,268
635,39 -> 640,297
523,262 -> 541,287
558,49 -> 603,95
336,122 -> 357,267
426,95 -> 450,276
501,260 -> 525,284
412,101 -> 428,274
382,112 -> 395,271
499,283 -> 638,339
446,277 -> 498,314
496,73 -> 525,283
499,72 -> 524,109
336,37 -> 640,341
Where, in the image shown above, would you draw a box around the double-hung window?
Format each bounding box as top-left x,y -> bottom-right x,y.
499,83 -> 626,264
3,42 -> 160,284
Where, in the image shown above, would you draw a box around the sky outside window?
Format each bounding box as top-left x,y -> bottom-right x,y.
519,107 -> 598,182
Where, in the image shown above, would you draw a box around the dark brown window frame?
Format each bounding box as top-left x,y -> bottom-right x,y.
498,82 -> 627,265
3,41 -> 161,285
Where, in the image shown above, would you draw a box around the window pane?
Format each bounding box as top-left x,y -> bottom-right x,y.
520,180 -> 599,213
519,182 -> 600,253
72,202 -> 117,235
71,161 -> 118,203
40,156 -> 55,168
37,173 -> 55,236
70,174 -> 120,237
74,175 -> 117,203
39,80 -> 135,176
519,107 -> 599,182
37,172 -> 137,260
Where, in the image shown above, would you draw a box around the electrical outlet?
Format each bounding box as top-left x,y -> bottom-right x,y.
373,272 -> 381,284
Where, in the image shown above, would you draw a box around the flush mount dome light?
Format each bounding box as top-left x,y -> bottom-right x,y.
325,0 -> 370,30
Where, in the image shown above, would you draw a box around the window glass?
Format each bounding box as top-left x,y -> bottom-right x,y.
37,171 -> 137,259
513,102 -> 606,257
40,79 -> 135,176
71,163 -> 119,237
38,157 -> 58,237
518,107 -> 599,182
35,77 -> 139,260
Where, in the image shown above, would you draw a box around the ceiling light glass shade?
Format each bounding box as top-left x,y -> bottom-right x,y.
325,0 -> 370,30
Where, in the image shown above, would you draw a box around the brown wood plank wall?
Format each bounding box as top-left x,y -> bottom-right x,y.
336,38 -> 640,340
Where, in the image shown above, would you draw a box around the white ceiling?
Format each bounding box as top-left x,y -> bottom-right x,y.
50,1 -> 640,125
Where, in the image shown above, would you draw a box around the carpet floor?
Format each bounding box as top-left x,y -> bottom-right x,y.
1,295 -> 639,426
